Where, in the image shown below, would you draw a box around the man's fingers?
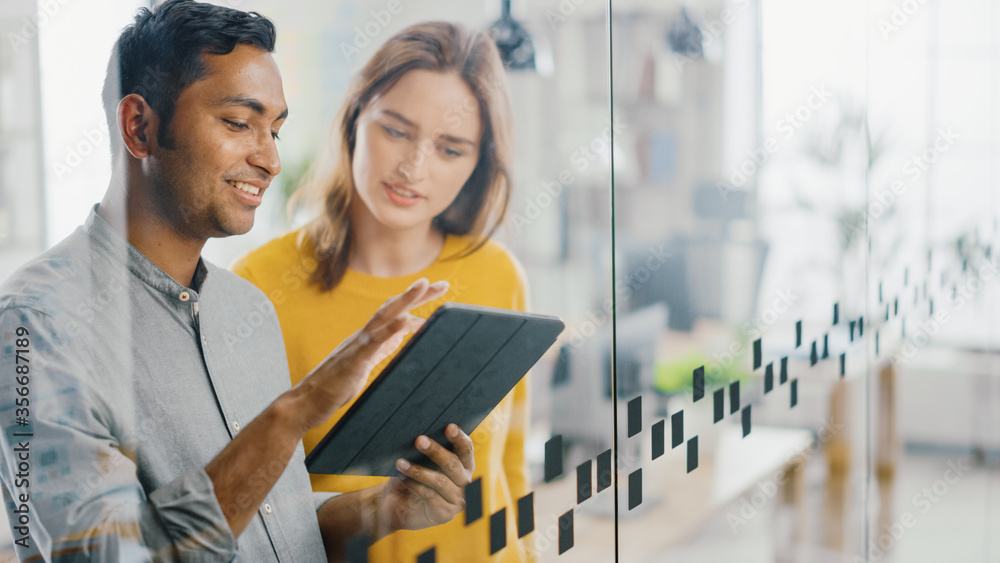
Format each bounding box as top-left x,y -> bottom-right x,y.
443,424 -> 475,474
408,280 -> 449,311
367,279 -> 448,334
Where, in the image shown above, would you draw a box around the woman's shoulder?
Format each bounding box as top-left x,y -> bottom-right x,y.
230,228 -> 312,286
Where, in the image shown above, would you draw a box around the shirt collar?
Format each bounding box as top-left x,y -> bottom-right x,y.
85,204 -> 209,301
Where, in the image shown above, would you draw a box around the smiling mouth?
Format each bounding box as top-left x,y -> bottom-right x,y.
386,183 -> 420,199
228,180 -> 260,196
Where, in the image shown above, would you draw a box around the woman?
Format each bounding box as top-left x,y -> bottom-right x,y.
232,22 -> 533,562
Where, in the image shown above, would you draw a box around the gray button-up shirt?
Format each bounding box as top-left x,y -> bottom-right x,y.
0,207 -> 332,561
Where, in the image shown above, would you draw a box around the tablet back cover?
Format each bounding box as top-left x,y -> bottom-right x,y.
305,303 -> 564,476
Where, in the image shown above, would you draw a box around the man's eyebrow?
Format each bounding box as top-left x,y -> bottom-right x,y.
218,95 -> 289,120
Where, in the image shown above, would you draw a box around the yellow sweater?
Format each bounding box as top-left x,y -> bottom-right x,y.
232,229 -> 534,563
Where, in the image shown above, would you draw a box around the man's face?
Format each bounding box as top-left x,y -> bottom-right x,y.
145,44 -> 287,239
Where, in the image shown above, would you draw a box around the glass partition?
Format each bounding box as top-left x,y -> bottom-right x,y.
0,0 -> 997,562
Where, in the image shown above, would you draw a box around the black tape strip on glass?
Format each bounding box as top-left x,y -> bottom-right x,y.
885,304 -> 890,322
796,320 -> 802,347
628,469 -> 642,510
791,378 -> 799,408
858,317 -> 864,337
904,267 -> 909,286
879,281 -> 883,303
576,460 -> 592,504
764,362 -> 774,393
822,334 -> 829,359
597,449 -> 612,491
876,332 -> 880,356
833,302 -> 839,325
544,435 -> 563,482
894,298 -> 899,316
902,319 -> 906,338
687,436 -> 699,473
840,353 -> 846,377
729,381 -> 740,415
753,338 -> 762,370
517,493 -> 534,538
558,510 -> 574,554
714,389 -> 724,423
693,365 -> 705,402
345,534 -> 369,563
930,299 -> 934,315
417,547 -> 435,563
849,320 -> 856,342
810,341 -> 818,366
671,410 -> 684,449
742,405 -> 751,438
465,478 -> 483,525
780,356 -> 788,384
627,396 -> 641,438
652,420 -> 665,460
490,508 -> 506,555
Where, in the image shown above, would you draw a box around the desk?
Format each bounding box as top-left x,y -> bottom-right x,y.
531,425 -> 813,562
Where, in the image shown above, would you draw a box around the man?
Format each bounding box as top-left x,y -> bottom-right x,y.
0,1 -> 474,560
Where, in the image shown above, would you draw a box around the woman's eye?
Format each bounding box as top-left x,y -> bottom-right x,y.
442,147 -> 463,158
383,125 -> 406,138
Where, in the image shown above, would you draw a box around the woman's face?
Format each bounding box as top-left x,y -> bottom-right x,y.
351,69 -> 484,234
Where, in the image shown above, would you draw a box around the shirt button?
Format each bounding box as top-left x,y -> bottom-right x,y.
263,503 -> 272,514
232,421 -> 240,432
179,291 -> 191,301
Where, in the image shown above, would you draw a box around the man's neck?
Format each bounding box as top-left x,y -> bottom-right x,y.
98,181 -> 206,288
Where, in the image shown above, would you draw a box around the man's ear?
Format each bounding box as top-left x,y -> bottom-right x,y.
117,94 -> 159,159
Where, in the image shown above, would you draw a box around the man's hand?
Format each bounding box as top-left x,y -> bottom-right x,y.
289,278 -> 449,433
376,424 -> 476,534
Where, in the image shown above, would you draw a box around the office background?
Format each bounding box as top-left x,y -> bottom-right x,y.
1,0 -> 998,561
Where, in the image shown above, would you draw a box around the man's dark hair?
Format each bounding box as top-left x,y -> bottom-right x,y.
102,0 -> 276,155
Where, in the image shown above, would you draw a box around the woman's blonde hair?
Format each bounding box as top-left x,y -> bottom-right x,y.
290,21 -> 514,291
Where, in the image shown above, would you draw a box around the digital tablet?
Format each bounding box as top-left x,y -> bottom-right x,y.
304,302 -> 565,476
